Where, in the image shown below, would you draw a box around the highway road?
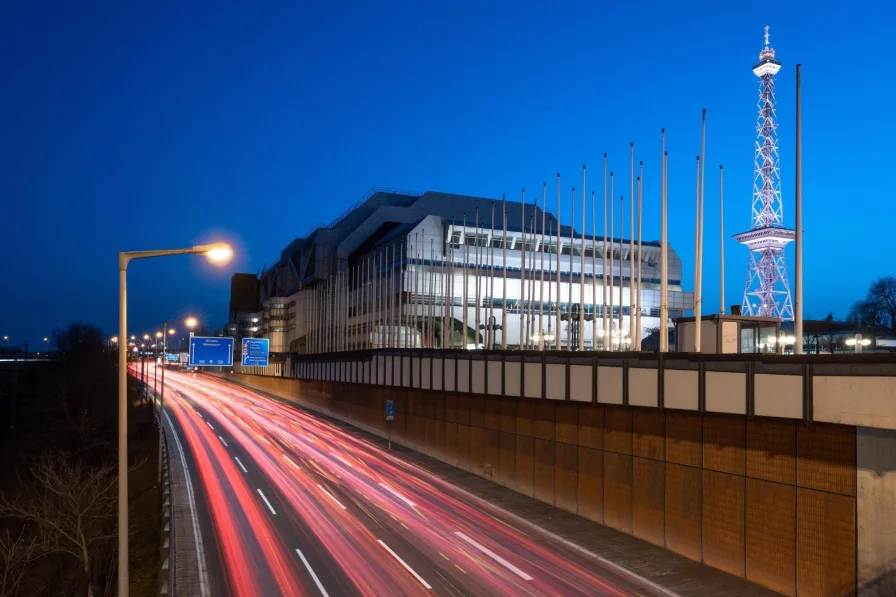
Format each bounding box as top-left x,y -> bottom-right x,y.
143,365 -> 673,597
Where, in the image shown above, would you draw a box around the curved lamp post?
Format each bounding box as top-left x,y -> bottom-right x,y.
117,243 -> 231,596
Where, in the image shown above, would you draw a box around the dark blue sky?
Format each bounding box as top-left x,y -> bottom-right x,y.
1,0 -> 892,346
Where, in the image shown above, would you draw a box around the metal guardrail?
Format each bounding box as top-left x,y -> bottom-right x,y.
154,403 -> 175,595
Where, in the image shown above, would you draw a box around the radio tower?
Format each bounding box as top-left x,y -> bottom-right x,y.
734,26 -> 794,320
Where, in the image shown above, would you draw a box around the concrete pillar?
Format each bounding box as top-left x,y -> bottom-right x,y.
857,426 -> 896,596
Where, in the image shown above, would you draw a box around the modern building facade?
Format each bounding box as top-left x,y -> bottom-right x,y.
230,188 -> 693,354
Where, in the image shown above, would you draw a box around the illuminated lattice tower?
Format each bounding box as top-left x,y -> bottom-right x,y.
734,26 -> 794,320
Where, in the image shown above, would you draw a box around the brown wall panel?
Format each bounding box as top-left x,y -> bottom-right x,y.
604,452 -> 633,533
429,418 -> 446,460
633,457 -> 665,547
445,421 -> 459,467
534,438 -> 556,504
535,401 -> 556,441
555,442 -> 579,513
484,395 -> 501,430
746,478 -> 796,596
666,411 -> 703,467
457,395 -> 472,426
498,431 -> 517,489
517,399 -> 536,438
703,414 -> 746,476
499,398 -> 516,434
482,428 -> 501,483
796,488 -> 856,597
665,463 -> 702,561
578,404 -> 604,449
746,417 -> 796,485
470,394 -> 485,428
445,394 -> 458,423
516,434 -> 536,497
456,424 -> 472,471
604,405 -> 633,455
469,426 -> 486,475
555,402 -> 578,445
633,408 -> 665,461
577,446 -> 604,523
702,470 -> 745,577
797,422 -> 856,496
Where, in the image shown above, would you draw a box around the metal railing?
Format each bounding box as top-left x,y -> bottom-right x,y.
154,399 -> 175,595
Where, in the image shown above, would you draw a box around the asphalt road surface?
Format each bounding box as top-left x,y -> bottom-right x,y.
142,365 -> 675,597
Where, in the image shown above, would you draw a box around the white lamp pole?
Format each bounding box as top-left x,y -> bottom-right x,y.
118,243 -> 230,596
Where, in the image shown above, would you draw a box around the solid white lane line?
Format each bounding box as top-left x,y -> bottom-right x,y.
378,482 -> 416,508
377,540 -> 432,590
282,454 -> 299,469
454,531 -> 533,581
317,484 -> 347,510
218,435 -> 228,447
206,421 -> 214,430
257,489 -> 277,515
234,457 -> 248,473
295,549 -> 330,597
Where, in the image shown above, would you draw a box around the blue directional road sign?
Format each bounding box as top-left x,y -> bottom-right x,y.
386,399 -> 394,421
241,338 -> 270,367
166,352 -> 179,362
189,336 -> 234,366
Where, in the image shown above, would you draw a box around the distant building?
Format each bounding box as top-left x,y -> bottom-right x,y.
228,189 -> 694,353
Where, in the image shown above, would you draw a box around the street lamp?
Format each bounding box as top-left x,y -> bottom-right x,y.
117,242 -> 231,595
846,334 -> 871,354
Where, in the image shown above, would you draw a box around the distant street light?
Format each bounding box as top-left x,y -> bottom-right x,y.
117,242 -> 231,596
846,334 -> 872,354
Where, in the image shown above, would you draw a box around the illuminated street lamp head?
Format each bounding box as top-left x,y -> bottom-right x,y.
2,336 -> 7,341
111,336 -> 119,343
43,337 -> 48,342
193,242 -> 233,264
143,334 -> 150,341
185,317 -> 198,329
155,331 -> 163,339
168,328 -> 176,335
130,335 -> 136,341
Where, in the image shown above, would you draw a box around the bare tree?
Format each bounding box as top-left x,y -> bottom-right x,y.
0,529 -> 38,597
849,277 -> 896,334
0,454 -> 117,597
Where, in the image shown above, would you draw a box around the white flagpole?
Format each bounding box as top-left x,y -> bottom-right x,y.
602,156 -> 608,350
489,202 -> 496,350
555,174 -> 561,350
547,220 -> 554,348
695,109 -> 707,352
719,166 -> 725,315
591,189 -> 597,351
568,187 -> 574,350
795,64 -> 804,354
461,218 -> 468,348
694,155 -> 702,352
660,132 -> 669,352
629,143 -> 635,346
501,198 -> 508,350
609,173 -> 614,351
619,195 -> 624,349
579,165 -> 586,351
520,190 -> 526,349
636,163 -> 644,350
539,184 -> 546,350
474,207 -> 481,348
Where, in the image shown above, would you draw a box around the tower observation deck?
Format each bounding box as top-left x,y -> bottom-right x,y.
734,26 -> 794,320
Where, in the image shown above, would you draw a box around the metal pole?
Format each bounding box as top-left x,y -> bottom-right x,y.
619,195 -> 624,349
602,156 -> 608,350
474,209 -> 481,348
794,64 -> 803,354
555,174 -> 561,350
720,165 -> 725,315
568,187 -> 574,350
696,109 -> 707,352
461,220 -> 467,348
591,189 -> 597,351
660,132 -> 669,352
636,164 -> 644,349
489,202 -> 496,350
117,259 -> 129,597
629,143 -> 635,346
694,155 -> 702,352
547,220 -> 554,348
609,175 -> 614,350
501,198 -> 508,350
579,165 -> 586,351
520,191 -> 526,349
539,184 -> 546,350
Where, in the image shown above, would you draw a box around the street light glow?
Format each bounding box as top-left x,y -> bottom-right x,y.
111,336 -> 119,343
168,328 -> 176,335
185,317 -> 198,329
193,243 -> 233,264
144,334 -> 150,341
156,331 -> 163,339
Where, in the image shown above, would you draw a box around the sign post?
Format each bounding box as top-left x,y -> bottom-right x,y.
386,399 -> 394,449
188,337 -> 234,367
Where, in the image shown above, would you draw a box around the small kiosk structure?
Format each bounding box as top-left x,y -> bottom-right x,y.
674,314 -> 788,354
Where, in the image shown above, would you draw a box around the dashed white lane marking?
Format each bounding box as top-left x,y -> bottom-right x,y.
317,484 -> 347,510
234,457 -> 248,473
377,539 -> 432,590
454,531 -> 533,581
378,482 -> 416,508
257,489 -> 277,515
282,454 -> 300,469
206,421 -> 214,430
295,549 -> 330,597
218,435 -> 228,447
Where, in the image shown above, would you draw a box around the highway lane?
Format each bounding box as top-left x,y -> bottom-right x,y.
142,364 -> 674,597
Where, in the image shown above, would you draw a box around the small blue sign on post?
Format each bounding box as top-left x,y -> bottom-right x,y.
189,337 -> 234,367
241,338 -> 270,367
386,399 -> 394,421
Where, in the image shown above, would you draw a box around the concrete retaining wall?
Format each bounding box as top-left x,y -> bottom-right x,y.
219,372 -> 891,597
